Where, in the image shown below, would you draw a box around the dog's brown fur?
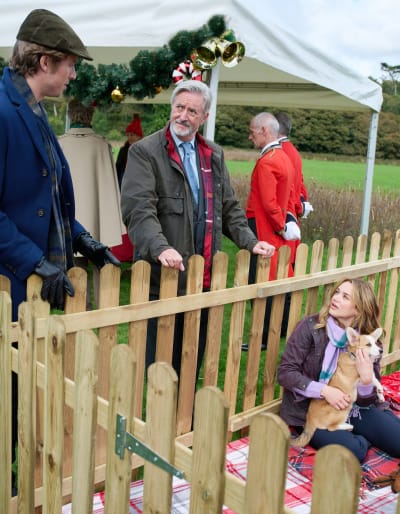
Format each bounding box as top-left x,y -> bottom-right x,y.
291,326 -> 383,447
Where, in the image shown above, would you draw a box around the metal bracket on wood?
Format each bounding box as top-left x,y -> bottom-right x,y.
115,414 -> 185,479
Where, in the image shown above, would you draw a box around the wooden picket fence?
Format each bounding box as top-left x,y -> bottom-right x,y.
1,230 -> 400,513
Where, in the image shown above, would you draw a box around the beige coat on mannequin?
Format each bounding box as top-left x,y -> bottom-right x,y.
59,127 -> 125,248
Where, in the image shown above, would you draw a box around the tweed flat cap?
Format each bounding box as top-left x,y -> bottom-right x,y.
17,9 -> 93,61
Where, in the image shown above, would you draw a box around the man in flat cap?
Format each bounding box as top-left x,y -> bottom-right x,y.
0,9 -> 120,320
0,8 -> 119,472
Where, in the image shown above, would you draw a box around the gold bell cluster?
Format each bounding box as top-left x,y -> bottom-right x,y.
192,30 -> 245,70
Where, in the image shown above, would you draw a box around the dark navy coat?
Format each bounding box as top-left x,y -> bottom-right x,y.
0,67 -> 84,319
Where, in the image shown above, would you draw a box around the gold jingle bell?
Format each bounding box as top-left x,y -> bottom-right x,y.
111,86 -> 124,103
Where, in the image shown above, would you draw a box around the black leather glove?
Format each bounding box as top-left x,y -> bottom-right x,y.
34,257 -> 75,310
74,232 -> 121,269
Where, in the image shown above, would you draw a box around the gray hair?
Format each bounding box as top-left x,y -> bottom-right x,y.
252,112 -> 280,137
275,112 -> 292,136
170,80 -> 212,114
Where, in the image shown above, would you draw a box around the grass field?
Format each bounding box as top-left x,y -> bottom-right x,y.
113,142 -> 400,193
226,158 -> 400,193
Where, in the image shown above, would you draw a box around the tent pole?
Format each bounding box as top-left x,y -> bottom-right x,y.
360,111 -> 380,235
203,60 -> 221,141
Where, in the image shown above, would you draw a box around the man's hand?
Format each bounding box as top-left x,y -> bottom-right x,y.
34,257 -> 75,310
158,248 -> 185,271
252,241 -> 275,258
74,232 -> 121,269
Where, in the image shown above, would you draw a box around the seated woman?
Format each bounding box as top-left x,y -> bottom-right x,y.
278,278 -> 400,463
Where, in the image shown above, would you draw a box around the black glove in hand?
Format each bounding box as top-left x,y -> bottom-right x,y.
74,232 -> 121,269
34,257 -> 75,310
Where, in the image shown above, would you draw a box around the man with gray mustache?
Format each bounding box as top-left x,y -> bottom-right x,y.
121,79 -> 275,384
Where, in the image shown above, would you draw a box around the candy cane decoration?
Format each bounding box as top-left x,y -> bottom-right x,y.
172,60 -> 202,83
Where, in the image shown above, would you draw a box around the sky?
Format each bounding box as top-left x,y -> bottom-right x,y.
248,0 -> 400,81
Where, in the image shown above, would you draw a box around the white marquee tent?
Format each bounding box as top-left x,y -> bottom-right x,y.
0,0 -> 383,234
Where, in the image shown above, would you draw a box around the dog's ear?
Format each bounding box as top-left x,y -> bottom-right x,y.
371,327 -> 383,342
346,326 -> 358,343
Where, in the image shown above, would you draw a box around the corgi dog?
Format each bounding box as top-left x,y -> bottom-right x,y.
291,326 -> 383,447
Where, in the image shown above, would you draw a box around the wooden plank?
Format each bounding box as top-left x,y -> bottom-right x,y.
377,230 -> 393,313
156,266 -> 179,363
367,232 -> 381,287
0,292 -> 12,514
355,233 -> 368,264
71,330 -> 99,514
305,240 -> 324,315
128,260 -> 150,420
245,413 -> 289,514
104,345 -> 135,514
203,252 -> 228,387
341,236 -> 354,267
0,275 -> 10,295
177,255 -> 204,435
242,255 -> 270,412
224,250 -> 250,417
43,317 -> 65,514
96,263 -> 120,469
17,302 -> 35,513
190,387 -> 229,513
229,399 -> 282,432
63,267 -> 87,483
263,247 -> 291,403
311,445 -> 361,514
287,243 -> 308,337
144,363 -> 178,513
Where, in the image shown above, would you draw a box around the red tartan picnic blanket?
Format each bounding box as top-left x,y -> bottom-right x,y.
62,373 -> 400,514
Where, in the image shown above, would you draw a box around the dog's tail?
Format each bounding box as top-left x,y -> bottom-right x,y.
290,425 -> 316,447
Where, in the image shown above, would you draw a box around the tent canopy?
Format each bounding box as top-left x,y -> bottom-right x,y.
0,0 -> 382,234
0,0 -> 382,112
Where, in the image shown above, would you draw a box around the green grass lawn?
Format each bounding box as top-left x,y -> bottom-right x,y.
226,159 -> 400,193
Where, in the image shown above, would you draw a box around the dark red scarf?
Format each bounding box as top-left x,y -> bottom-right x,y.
166,127 -> 215,289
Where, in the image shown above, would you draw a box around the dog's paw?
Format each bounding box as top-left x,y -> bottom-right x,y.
337,422 -> 354,431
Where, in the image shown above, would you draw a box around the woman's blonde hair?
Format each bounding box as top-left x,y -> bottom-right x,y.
317,278 -> 383,335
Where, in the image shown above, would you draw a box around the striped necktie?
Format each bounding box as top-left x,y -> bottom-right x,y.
181,142 -> 199,204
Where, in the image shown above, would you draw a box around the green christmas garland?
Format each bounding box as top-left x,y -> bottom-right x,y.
66,15 -> 227,106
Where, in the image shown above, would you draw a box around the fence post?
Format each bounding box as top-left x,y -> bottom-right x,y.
43,316 -> 66,514
177,254 -> 204,435
129,260 -> 150,421
143,362 -> 178,512
224,249 -> 250,418
242,255 -> 270,413
104,344 -> 135,514
0,291 -> 11,514
310,444 -> 361,514
203,251 -> 229,387
17,302 -> 36,512
96,264 -> 121,471
71,329 -> 99,514
156,265 -> 179,364
189,386 -> 229,513
244,413 -> 290,514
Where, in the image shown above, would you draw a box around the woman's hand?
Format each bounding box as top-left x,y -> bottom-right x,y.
355,347 -> 374,385
321,385 -> 352,410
